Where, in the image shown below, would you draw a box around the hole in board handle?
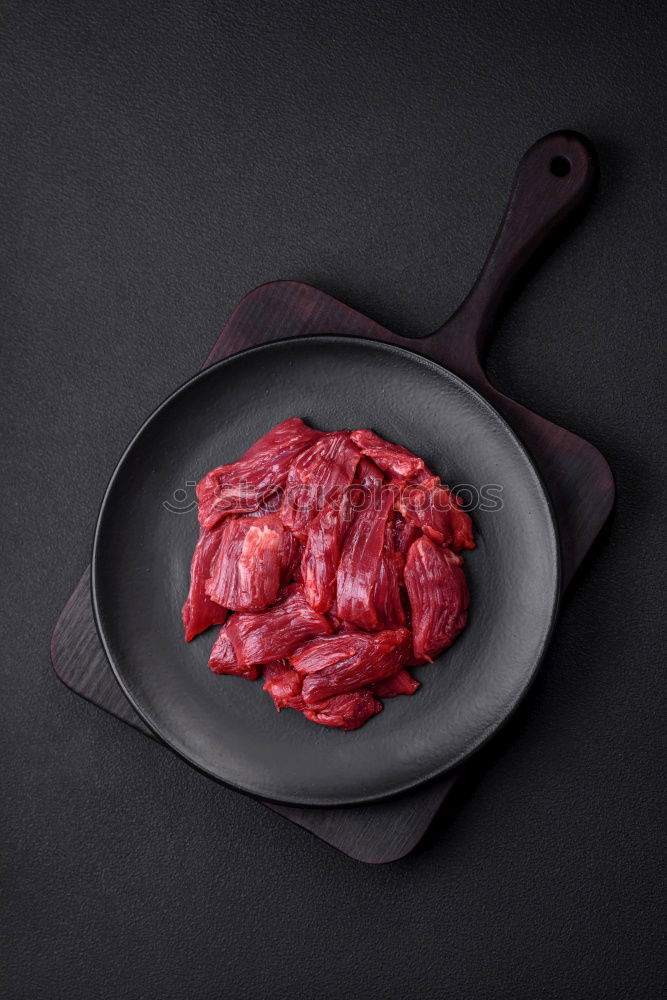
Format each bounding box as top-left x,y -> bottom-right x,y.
550,155 -> 571,177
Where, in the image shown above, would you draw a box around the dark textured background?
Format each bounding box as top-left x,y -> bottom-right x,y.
1,2 -> 665,998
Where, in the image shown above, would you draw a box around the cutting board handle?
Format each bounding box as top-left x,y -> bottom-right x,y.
426,131 -> 598,377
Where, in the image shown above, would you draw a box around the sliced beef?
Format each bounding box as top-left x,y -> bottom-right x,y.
301,503 -> 347,613
371,522 -> 406,629
247,491 -> 284,516
371,669 -> 420,698
302,690 -> 382,730
351,428 -> 425,479
391,510 -> 421,557
354,455 -> 385,489
193,419 -> 474,730
279,530 -> 303,586
335,484 -> 395,630
205,515 -> 287,611
291,627 -> 411,704
404,535 -> 470,661
262,660 -> 304,710
197,418 -> 322,529
181,525 -> 228,642
208,583 -> 332,676
280,431 -> 360,539
262,660 -> 383,728
209,629 -> 259,680
395,477 -> 475,551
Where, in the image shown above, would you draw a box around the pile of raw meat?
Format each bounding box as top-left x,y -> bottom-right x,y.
182,418 -> 474,731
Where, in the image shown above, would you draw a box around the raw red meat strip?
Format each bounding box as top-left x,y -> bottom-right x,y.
262,660 -> 383,729
279,530 -> 303,585
292,627 -> 411,704
370,522 -> 406,629
395,477 -> 475,551
181,525 -> 228,641
372,669 -> 420,698
335,483 -> 395,630
209,630 -> 259,680
351,428 -> 426,479
354,455 -> 385,490
301,503 -> 347,613
197,418 -> 322,529
302,690 -> 382,730
404,535 -> 469,661
280,432 -> 360,539
208,584 -> 332,675
391,510 -> 421,557
292,627 -> 410,674
262,660 -> 304,710
437,485 -> 475,551
247,491 -> 284,516
205,515 -> 287,611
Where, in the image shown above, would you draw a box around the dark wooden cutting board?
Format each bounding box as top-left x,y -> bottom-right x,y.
51,132 -> 614,862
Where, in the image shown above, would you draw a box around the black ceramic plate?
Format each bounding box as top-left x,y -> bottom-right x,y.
92,336 -> 560,806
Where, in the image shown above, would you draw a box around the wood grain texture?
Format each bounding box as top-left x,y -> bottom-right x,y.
51,132 -> 614,862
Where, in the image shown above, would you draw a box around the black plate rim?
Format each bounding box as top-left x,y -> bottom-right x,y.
91,334 -> 561,807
